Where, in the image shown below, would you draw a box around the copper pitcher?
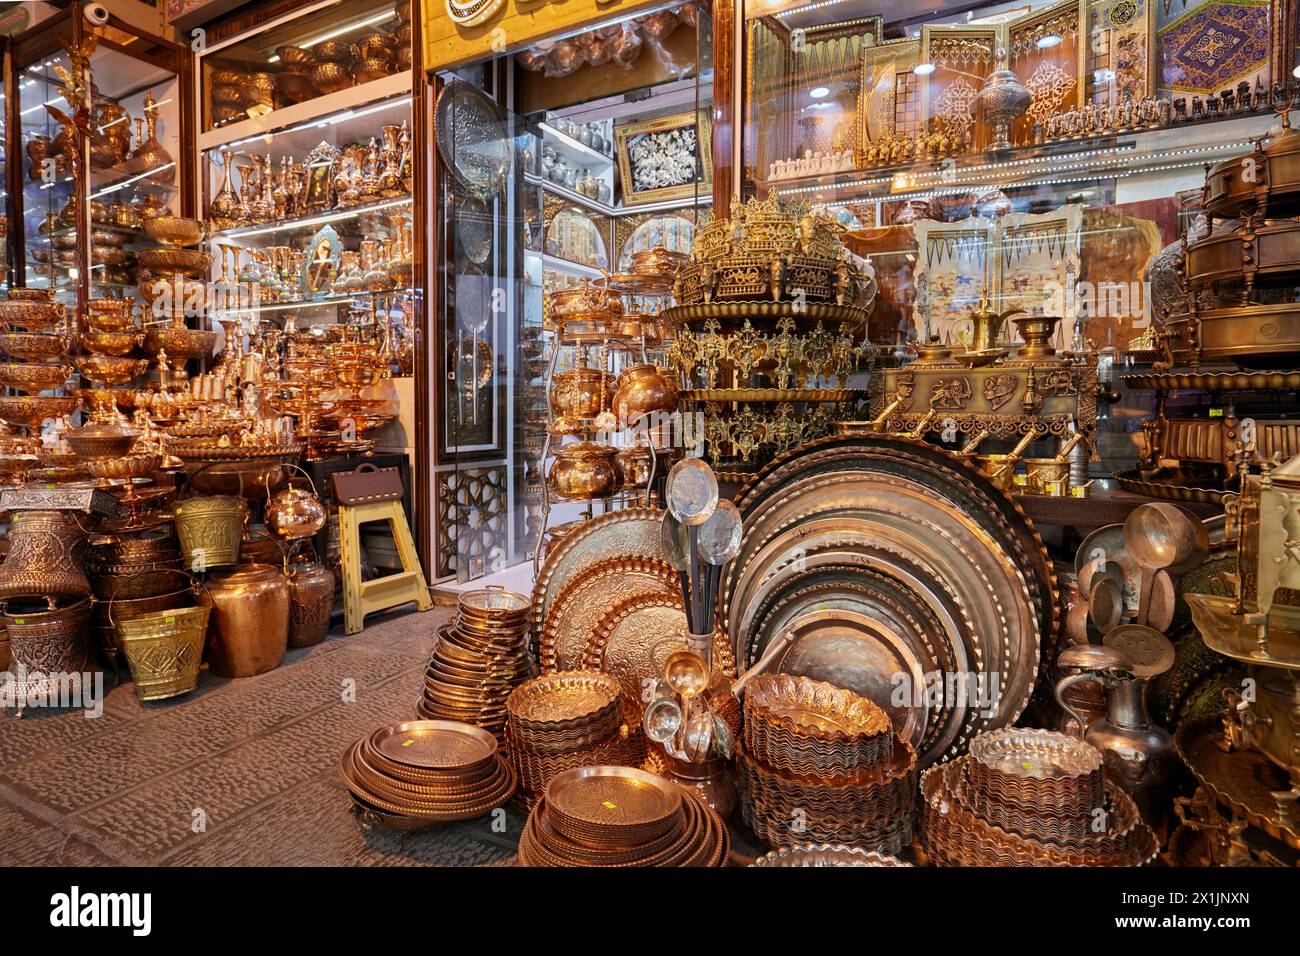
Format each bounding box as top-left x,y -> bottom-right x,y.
286,559 -> 334,648
204,563 -> 289,677
0,510 -> 90,603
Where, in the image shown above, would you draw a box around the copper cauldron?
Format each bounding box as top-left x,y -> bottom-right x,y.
548,441 -> 623,499
550,366 -> 613,420
613,363 -> 678,426
204,563 -> 289,678
287,560 -> 334,647
0,510 -> 90,602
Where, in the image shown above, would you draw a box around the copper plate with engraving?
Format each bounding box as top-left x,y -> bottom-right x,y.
369,719 -> 497,772
544,765 -> 682,846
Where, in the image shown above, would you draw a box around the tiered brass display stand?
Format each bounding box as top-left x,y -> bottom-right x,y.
1118,91 -> 1300,505
662,197 -> 877,483
1175,451 -> 1300,865
869,306 -> 1099,498
534,257 -> 681,576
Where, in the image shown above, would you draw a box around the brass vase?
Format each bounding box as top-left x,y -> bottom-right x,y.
286,560 -> 334,647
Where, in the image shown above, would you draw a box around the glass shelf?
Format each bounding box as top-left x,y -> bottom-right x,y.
210,287 -> 415,318
210,195 -> 413,242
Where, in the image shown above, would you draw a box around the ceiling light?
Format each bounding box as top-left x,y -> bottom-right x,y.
1037,34 -> 1062,48
810,86 -> 830,99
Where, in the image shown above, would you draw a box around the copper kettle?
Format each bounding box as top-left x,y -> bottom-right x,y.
265,464 -> 326,541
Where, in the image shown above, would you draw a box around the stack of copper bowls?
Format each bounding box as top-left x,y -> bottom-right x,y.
518,766 -> 729,867
751,844 -> 912,867
505,670 -> 640,807
737,675 -> 917,853
921,728 -> 1157,866
86,529 -> 185,660
339,719 -> 516,831
416,588 -> 534,742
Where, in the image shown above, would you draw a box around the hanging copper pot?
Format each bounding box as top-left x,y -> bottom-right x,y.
204,563 -> 289,678
0,510 -> 90,603
287,560 -> 334,648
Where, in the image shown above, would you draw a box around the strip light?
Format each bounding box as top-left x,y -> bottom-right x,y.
220,196 -> 412,239
219,93 -> 411,151
267,11 -> 396,62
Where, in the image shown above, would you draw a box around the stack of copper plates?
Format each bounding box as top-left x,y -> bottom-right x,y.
416,588 -> 534,742
737,675 -> 917,853
506,670 -> 643,805
751,844 -> 912,867
518,766 -> 728,867
338,720 -> 516,831
921,728 -> 1158,866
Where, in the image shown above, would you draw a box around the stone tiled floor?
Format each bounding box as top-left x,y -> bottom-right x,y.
0,606 -> 527,866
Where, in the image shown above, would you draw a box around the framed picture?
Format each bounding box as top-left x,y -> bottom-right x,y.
614,109 -> 712,207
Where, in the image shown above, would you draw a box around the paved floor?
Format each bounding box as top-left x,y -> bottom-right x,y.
0,606 -> 529,866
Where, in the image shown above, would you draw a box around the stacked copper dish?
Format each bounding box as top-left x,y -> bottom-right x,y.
505,670 -> 639,806
737,675 -> 917,853
339,719 -> 516,831
921,728 -> 1157,866
518,766 -> 728,867
416,588 -> 534,742
751,844 -> 912,867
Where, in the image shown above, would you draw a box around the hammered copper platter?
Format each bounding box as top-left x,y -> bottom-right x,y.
530,506 -> 667,655
539,555 -> 680,672
369,720 -> 497,771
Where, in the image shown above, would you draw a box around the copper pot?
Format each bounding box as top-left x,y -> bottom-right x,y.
0,510 -> 90,602
616,445 -> 658,490
550,366 -> 613,420
548,441 -> 623,499
266,483 -> 326,541
613,363 -> 678,426
287,560 -> 334,648
204,563 -> 289,678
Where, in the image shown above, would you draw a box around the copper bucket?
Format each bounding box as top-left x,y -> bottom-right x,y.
173,495 -> 246,570
0,597 -> 95,694
0,510 -> 90,602
109,572 -> 210,701
286,559 -> 334,648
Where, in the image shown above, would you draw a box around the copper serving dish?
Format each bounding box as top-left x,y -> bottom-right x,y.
209,68 -> 247,87
85,311 -> 136,333
313,39 -> 353,62
65,421 -> 139,459
631,247 -> 688,278
0,362 -> 71,393
309,62 -> 351,94
85,452 -> 161,482
352,57 -> 392,84
243,73 -> 276,108
93,244 -> 127,267
354,33 -> 395,58
0,394 -> 78,427
83,330 -> 142,356
144,320 -> 219,359
276,45 -> 315,67
0,298 -> 66,332
135,247 -> 212,276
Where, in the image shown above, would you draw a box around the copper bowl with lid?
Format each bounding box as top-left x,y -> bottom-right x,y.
548,441 -> 624,499
65,421 -> 139,460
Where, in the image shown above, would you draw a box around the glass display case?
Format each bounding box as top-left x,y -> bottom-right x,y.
741,0 -> 1298,497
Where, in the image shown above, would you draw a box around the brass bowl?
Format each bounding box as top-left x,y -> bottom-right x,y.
85,452 -> 160,481
0,394 -> 78,428
309,61 -> 352,94
355,33 -> 395,58
85,311 -> 137,333
244,72 -> 277,108
0,362 -> 72,393
211,84 -> 242,106
141,216 -> 206,248
51,231 -> 78,251
144,324 -> 219,359
65,421 -> 139,459
86,297 -> 133,315
0,332 -> 69,360
276,45 -> 315,67
313,40 -> 353,62
135,247 -> 212,276
7,288 -> 56,303
613,363 -> 678,425
276,71 -> 315,104
352,57 -> 392,84
548,441 -> 623,500
395,45 -> 413,72
393,22 -> 412,45
0,299 -> 66,331
75,354 -> 148,387
209,68 -> 246,87
92,229 -> 126,247
83,330 -> 143,356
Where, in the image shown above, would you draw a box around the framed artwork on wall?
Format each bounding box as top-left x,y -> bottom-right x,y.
614,109 -> 713,206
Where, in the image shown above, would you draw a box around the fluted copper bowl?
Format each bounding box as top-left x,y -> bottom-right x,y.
75,354 -> 148,387
211,84 -> 242,106
355,33 -> 395,57
276,71 -> 315,103
85,311 -> 137,333
314,40 -> 352,62
209,68 -> 246,87
276,45 -> 315,67
141,216 -> 206,248
85,452 -> 160,481
0,332 -> 68,360
83,330 -> 142,357
244,72 -> 277,108
0,362 -> 72,393
0,394 -> 78,428
0,299 -> 66,331
352,57 -> 392,83
309,61 -> 352,93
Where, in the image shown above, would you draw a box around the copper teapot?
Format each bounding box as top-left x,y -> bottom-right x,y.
265,464 -> 326,541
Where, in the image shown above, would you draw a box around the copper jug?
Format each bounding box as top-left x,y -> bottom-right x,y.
286,559 -> 334,648
204,563 -> 289,677
1054,629 -> 1176,838
0,510 -> 90,602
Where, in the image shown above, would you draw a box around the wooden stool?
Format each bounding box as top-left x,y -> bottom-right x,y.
332,463 -> 431,635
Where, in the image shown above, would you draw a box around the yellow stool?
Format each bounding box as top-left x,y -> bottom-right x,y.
332,464 -> 432,635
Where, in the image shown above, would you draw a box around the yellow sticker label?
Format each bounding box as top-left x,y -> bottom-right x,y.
602,801 -> 617,810
13,618 -> 24,625
402,739 -> 415,747
165,616 -> 175,624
